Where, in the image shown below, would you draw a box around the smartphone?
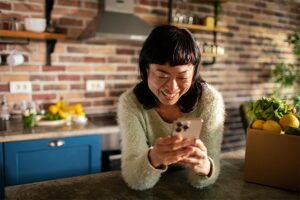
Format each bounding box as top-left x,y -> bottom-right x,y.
172,118 -> 204,139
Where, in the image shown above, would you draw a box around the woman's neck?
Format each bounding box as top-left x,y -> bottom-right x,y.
155,104 -> 183,123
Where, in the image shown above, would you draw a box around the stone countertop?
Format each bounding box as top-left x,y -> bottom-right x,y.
5,150 -> 299,200
0,114 -> 120,142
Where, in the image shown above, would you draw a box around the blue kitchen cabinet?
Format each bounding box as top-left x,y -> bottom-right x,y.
0,143 -> 3,200
4,135 -> 101,186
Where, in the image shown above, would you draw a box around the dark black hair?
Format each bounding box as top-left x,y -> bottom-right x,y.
134,25 -> 205,113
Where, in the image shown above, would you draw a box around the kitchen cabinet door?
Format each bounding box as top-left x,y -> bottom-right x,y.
0,143 -> 3,200
4,135 -> 101,186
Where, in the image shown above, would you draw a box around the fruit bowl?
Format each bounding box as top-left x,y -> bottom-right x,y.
36,119 -> 66,126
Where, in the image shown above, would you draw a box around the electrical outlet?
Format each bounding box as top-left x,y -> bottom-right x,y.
86,80 -> 105,92
10,81 -> 32,93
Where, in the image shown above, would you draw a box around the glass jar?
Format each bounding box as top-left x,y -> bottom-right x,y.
22,109 -> 36,128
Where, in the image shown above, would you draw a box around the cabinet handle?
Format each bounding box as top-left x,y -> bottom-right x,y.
48,140 -> 65,147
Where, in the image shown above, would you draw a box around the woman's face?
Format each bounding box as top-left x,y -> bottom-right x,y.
148,63 -> 194,106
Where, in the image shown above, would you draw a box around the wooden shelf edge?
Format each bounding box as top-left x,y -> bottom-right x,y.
0,30 -> 66,40
171,23 -> 229,33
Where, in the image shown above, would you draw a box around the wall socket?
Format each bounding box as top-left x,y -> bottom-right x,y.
86,80 -> 105,92
10,81 -> 32,93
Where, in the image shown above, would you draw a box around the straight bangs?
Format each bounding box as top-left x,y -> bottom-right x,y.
145,28 -> 200,69
168,34 -> 200,68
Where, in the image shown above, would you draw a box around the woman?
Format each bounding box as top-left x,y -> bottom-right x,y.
117,25 -> 225,190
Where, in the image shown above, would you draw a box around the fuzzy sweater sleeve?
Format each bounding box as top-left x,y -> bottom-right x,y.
117,91 -> 167,190
186,85 -> 225,188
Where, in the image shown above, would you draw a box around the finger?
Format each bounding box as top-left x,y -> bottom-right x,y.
157,138 -> 194,152
156,135 -> 183,145
192,139 -> 207,153
162,147 -> 194,165
187,146 -> 207,159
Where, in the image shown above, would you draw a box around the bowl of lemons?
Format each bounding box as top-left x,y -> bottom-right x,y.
37,98 -> 87,126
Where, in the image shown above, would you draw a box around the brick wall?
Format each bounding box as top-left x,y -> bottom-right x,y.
0,0 -> 299,151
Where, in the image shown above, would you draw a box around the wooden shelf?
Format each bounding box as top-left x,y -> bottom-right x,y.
0,30 -> 65,40
171,23 -> 229,33
189,0 -> 228,4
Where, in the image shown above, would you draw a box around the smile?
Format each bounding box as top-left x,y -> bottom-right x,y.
161,90 -> 178,100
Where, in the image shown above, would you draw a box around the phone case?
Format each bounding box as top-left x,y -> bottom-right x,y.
172,118 -> 204,139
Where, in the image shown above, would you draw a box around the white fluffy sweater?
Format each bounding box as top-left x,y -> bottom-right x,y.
117,83 -> 225,190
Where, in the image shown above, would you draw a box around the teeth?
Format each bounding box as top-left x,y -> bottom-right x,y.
161,90 -> 177,99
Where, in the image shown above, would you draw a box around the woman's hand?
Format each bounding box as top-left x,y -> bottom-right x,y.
178,139 -> 211,176
148,135 -> 194,168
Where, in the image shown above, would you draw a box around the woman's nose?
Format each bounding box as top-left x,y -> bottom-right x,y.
165,78 -> 179,91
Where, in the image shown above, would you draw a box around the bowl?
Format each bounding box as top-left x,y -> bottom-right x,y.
24,18 -> 46,33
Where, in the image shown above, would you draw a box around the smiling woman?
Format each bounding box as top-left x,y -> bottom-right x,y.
148,64 -> 194,107
117,25 -> 225,190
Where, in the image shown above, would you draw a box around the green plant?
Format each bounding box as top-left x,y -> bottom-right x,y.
271,28 -> 300,105
286,28 -> 300,57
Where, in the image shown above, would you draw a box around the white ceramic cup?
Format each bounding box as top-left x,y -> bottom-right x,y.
7,52 -> 24,66
25,18 -> 46,33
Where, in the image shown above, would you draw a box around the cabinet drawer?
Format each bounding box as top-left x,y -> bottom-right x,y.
4,135 -> 101,186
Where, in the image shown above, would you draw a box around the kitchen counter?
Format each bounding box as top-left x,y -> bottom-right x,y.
0,113 -> 120,142
5,150 -> 299,200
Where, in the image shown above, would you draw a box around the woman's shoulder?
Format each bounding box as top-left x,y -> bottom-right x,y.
201,83 -> 224,105
119,87 -> 143,109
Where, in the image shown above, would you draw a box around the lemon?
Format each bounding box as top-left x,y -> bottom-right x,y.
279,114 -> 300,129
74,104 -> 83,113
251,120 -> 265,130
48,105 -> 59,115
262,120 -> 282,134
58,110 -> 68,119
76,110 -> 86,117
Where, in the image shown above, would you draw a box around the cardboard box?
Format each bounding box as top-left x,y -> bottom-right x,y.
244,128 -> 300,192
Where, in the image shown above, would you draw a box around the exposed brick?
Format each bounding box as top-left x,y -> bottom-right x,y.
59,18 -> 83,26
108,57 -> 129,63
59,56 -> 83,63
32,84 -> 41,91
117,66 -> 136,71
14,3 -> 43,12
116,49 -> 135,55
42,65 -> 66,72
151,8 -> 167,16
94,99 -> 115,106
0,66 -> 10,72
67,46 -> 89,54
85,92 -> 105,98
84,57 -> 106,63
254,2 -> 266,8
140,0 -> 158,6
67,28 -> 83,40
67,66 -> 94,72
0,75 -> 29,82
43,84 -> 68,91
12,66 -> 39,72
84,2 -> 98,9
30,75 -> 56,81
57,0 -> 81,7
71,101 -> 92,107
83,75 -> 105,81
0,2 -> 11,10
32,94 -> 56,100
0,44 -> 7,51
0,84 -> 9,92
109,90 -> 126,97
58,75 -> 81,81
70,84 -> 85,90
134,6 -> 150,13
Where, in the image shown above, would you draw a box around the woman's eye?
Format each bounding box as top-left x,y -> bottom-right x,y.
177,77 -> 189,80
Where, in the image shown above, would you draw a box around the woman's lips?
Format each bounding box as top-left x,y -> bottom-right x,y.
161,90 -> 178,100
